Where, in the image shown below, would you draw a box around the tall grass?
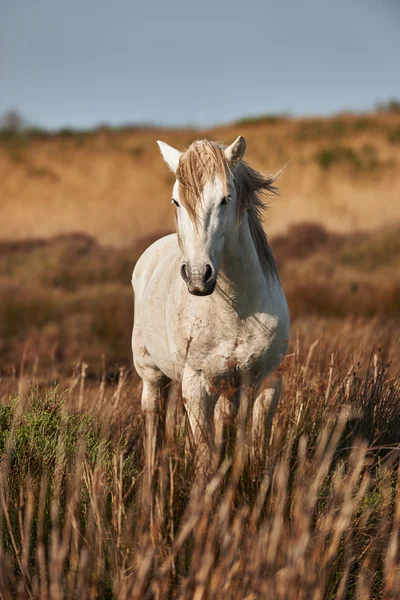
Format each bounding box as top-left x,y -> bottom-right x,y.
1,338 -> 400,599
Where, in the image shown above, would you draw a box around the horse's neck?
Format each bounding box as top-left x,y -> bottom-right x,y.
218,214 -> 266,305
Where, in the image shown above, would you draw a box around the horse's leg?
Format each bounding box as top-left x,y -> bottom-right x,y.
141,380 -> 160,482
215,392 -> 238,460
134,348 -> 169,484
252,376 -> 282,462
165,382 -> 182,443
182,368 -> 217,477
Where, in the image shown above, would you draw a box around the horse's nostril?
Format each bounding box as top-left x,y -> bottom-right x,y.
204,264 -> 213,283
181,263 -> 189,282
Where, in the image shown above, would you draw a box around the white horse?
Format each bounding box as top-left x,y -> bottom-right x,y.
132,136 -> 289,471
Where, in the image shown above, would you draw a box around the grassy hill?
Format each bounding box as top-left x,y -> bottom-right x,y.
1,112 -> 400,246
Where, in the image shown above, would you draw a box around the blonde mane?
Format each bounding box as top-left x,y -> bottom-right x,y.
176,139 -> 279,280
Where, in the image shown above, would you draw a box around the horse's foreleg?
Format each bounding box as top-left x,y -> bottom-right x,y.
182,369 -> 216,477
133,327 -> 169,483
252,377 -> 282,462
141,379 -> 161,485
215,393 -> 238,461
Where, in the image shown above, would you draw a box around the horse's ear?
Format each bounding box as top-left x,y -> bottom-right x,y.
224,136 -> 246,165
157,141 -> 182,173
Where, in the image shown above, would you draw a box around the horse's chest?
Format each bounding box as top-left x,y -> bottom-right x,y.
185,313 -> 279,379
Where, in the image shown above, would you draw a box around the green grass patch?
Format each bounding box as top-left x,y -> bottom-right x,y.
0,387 -> 104,480
295,119 -> 349,141
388,126 -> 400,144
377,99 -> 400,113
234,113 -> 288,126
315,144 -> 381,171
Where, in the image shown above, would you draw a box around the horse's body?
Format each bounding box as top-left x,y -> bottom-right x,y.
132,136 -> 289,468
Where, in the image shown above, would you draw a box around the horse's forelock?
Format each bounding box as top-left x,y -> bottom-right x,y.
176,140 -> 229,218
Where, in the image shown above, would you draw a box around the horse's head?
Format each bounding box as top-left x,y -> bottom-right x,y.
157,136 -> 246,296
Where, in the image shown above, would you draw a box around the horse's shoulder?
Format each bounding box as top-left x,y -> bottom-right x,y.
132,233 -> 178,288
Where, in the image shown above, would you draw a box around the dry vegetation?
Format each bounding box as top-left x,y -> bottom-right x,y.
1,337 -> 400,599
1,223 -> 400,375
1,111 -> 400,598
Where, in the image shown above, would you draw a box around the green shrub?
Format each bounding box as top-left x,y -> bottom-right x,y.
234,114 -> 287,126
128,144 -> 146,158
377,99 -> 400,113
0,387 -> 105,481
315,144 -> 380,171
0,132 -> 31,162
316,146 -> 359,169
388,126 -> 400,144
295,119 -> 348,141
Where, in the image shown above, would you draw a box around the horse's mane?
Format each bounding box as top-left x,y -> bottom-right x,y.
176,139 -> 279,280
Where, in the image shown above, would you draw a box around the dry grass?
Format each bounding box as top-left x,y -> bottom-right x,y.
1,335 -> 400,599
1,112 -> 400,246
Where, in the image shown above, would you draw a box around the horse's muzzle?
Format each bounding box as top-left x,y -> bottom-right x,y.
181,262 -> 217,296
187,279 -> 217,296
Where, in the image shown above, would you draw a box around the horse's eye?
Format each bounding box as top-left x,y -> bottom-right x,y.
172,198 -> 180,207
220,195 -> 231,206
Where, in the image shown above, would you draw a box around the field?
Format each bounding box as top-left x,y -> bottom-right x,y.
1,111 -> 400,598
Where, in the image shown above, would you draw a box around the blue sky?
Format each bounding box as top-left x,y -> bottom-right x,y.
1,0 -> 399,129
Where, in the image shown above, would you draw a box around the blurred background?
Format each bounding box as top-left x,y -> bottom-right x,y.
1,0 -> 400,376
